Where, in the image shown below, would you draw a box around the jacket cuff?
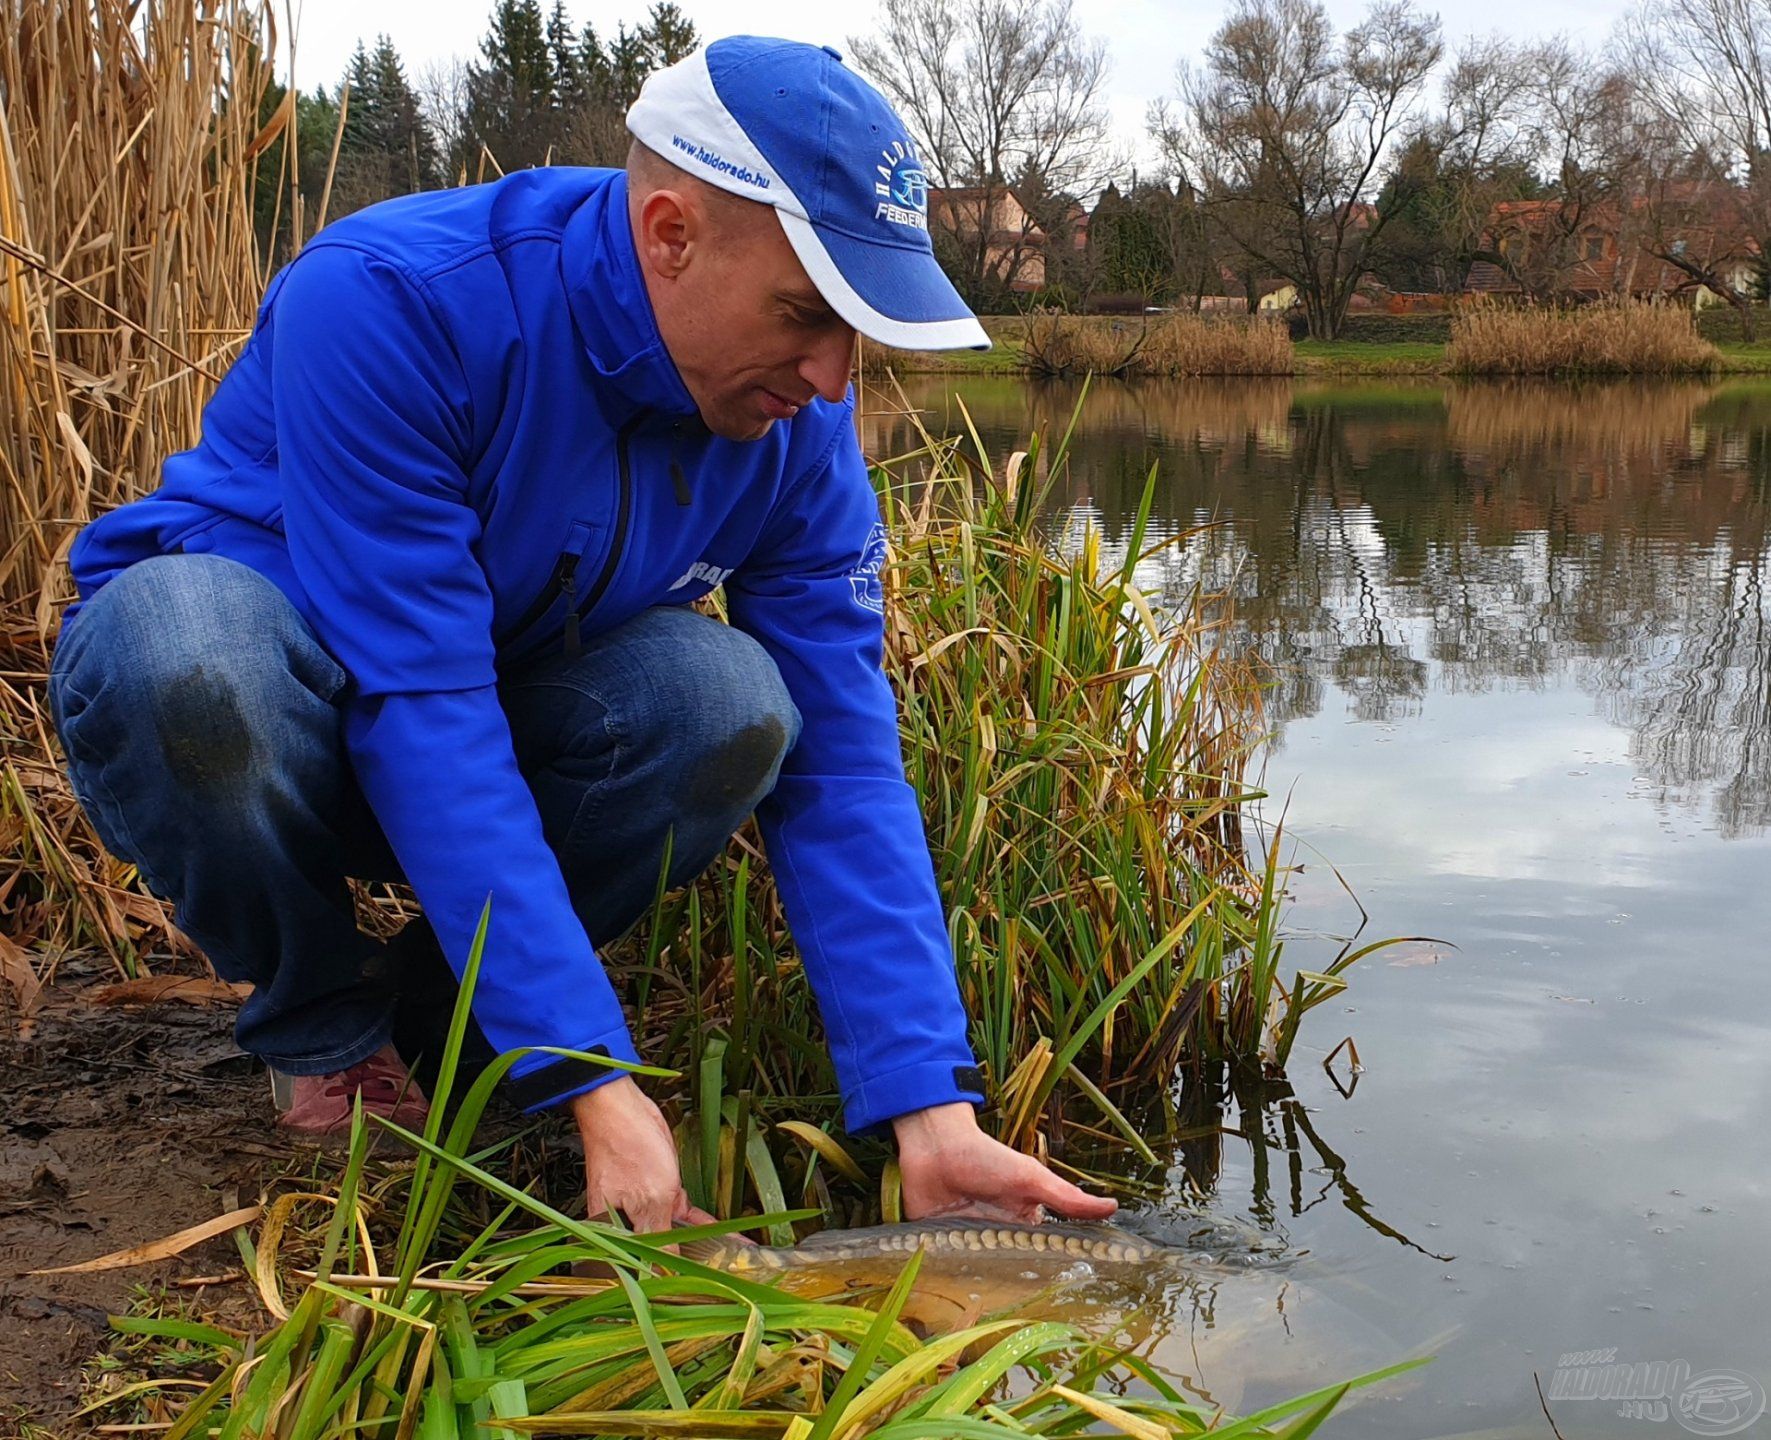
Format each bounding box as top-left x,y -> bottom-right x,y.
843,1059 -> 987,1136
505,1027 -> 645,1113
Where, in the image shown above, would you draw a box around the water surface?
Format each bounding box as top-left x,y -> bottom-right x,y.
862,376 -> 1771,1437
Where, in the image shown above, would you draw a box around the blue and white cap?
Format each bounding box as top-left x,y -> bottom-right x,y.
626,36 -> 990,351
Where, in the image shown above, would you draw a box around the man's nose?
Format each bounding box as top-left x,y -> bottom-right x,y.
800,325 -> 858,405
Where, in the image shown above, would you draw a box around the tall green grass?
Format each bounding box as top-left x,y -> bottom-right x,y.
112,901 -> 1423,1439
605,390 -> 1407,1212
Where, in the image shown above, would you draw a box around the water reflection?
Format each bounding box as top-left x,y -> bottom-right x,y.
862,377 -> 1771,837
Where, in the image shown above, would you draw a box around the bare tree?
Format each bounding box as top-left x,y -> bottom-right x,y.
849,0 -> 1115,309
1152,0 -> 1443,338
416,58 -> 474,183
1507,44 -> 1644,297
1388,36 -> 1543,291
1618,0 -> 1771,333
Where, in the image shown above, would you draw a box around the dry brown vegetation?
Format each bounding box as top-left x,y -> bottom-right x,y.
1021,311 -> 1294,378
2,1 -> 298,981
1447,299 -> 1721,375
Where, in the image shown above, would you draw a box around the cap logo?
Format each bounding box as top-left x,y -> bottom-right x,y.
669,132 -> 771,191
874,140 -> 927,231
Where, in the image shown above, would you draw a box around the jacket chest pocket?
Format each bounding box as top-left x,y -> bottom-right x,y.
499,519 -> 608,659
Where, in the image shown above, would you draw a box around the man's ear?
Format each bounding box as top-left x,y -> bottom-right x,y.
634,188 -> 700,280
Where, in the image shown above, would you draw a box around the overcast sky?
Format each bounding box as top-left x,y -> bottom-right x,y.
283,0 -> 1627,172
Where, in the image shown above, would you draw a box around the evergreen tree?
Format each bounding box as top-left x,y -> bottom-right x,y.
606,23 -> 654,109
480,0 -> 554,105
578,23 -> 614,101
640,3 -> 698,66
466,0 -> 560,170
333,35 -> 439,213
546,0 -> 589,110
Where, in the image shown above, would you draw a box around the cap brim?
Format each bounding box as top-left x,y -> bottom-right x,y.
778,210 -> 990,351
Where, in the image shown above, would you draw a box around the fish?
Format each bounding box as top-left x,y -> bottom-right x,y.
681,1217 -> 1171,1274
675,1217 -> 1424,1423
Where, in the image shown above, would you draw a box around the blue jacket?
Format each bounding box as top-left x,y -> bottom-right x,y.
64,166 -> 984,1132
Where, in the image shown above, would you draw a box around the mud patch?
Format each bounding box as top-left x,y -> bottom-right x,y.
0,953 -> 581,1435
0,954 -> 269,1433
154,663 -> 255,792
685,717 -> 787,815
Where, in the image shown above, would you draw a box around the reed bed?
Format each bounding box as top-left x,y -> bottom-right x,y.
0,0 -> 304,974
0,0 -> 285,626
603,389 -> 1401,1227
1446,300 -> 1720,376
1020,312 -> 1293,379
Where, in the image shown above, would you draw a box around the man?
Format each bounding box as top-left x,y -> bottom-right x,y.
47,37 -> 1113,1233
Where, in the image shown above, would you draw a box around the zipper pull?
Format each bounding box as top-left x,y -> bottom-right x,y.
671,458 -> 692,506
563,564 -> 581,658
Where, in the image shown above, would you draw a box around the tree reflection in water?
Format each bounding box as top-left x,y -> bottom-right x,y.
862,375 -> 1771,837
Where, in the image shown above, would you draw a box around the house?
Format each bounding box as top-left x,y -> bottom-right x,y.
1464,187 -> 1759,304
927,185 -> 1052,292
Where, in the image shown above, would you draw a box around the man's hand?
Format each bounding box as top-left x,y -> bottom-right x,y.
570,1076 -> 717,1241
892,1102 -> 1118,1224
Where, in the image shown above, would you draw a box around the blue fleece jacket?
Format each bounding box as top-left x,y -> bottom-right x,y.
63,166 -> 985,1133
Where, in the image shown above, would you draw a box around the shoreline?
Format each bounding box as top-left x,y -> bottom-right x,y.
873,343 -> 1771,379
864,318 -> 1771,379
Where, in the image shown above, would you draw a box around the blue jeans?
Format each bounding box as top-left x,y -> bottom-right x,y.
47,554 -> 801,1075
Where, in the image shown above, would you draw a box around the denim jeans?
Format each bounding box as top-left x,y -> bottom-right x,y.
47,553 -> 801,1075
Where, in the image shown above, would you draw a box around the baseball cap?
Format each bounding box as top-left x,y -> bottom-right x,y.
626,36 -> 991,351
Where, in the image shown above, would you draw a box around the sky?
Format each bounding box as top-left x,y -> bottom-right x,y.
283,0 -> 1627,172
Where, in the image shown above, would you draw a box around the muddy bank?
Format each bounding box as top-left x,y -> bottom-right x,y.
0,957 -> 271,1432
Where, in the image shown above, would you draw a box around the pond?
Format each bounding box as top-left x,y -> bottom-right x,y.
861,376 -> 1771,1438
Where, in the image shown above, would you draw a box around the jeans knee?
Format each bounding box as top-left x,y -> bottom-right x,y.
679,639 -> 801,818
54,556 -> 342,799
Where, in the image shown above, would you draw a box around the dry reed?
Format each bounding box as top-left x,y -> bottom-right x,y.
1022,311 -> 1293,378
0,0 -> 292,626
1,1 -> 310,976
1447,299 -> 1721,376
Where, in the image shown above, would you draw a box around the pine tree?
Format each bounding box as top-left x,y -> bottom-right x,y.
606,23 -> 654,109
546,0 -> 588,110
466,0 -> 559,170
579,23 -> 614,103
333,35 -> 440,212
480,0 -> 554,106
639,2 -> 698,66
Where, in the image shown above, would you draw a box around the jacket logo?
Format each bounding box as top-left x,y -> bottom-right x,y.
669,559 -> 733,592
849,523 -> 888,613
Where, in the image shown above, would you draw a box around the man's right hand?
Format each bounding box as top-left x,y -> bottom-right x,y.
570,1075 -> 717,1240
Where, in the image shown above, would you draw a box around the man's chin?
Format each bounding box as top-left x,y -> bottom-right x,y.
702,407 -> 776,443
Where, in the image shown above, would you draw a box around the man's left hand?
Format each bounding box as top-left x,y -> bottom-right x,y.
892,1101 -> 1118,1223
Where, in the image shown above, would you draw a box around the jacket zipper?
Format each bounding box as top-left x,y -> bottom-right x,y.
507,542 -> 584,644
564,418 -> 638,658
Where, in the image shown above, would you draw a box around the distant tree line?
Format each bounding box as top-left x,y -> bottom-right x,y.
247,0 -> 1771,337
250,0 -> 698,260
